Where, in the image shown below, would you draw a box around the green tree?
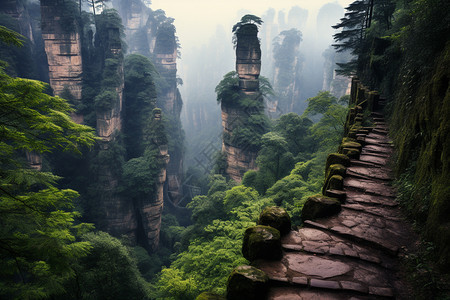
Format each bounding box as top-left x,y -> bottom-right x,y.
232,14 -> 263,45
64,232 -> 150,299
0,27 -> 97,298
123,54 -> 158,159
302,91 -> 347,151
274,113 -> 314,158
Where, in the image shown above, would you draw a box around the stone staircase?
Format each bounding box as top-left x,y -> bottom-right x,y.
223,80 -> 417,300
251,115 -> 415,299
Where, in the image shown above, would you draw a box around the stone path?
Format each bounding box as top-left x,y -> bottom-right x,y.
252,113 -> 416,299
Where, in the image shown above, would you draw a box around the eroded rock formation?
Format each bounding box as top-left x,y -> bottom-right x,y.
40,0 -> 83,124
139,109 -> 170,251
222,24 -> 262,182
114,0 -> 184,205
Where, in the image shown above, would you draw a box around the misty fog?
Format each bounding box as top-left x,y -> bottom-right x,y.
148,1 -> 353,169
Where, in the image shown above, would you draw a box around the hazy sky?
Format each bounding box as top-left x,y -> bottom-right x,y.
150,0 -> 353,51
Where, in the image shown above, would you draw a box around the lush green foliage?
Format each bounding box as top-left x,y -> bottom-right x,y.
154,89 -> 348,297
154,180 -> 271,298
0,27 -> 97,297
232,14 -> 263,45
215,71 -> 273,152
60,231 -> 151,299
123,54 -> 159,158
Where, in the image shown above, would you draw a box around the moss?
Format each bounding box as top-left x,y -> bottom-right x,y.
258,206 -> 291,235
339,141 -> 362,152
196,292 -> 226,300
242,226 -> 281,261
323,175 -> 344,194
301,194 -> 341,221
325,153 -> 350,175
343,147 -> 360,159
325,164 -> 347,180
390,42 -> 450,269
226,265 -> 268,300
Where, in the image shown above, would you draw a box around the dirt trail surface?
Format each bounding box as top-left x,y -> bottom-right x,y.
253,114 -> 416,299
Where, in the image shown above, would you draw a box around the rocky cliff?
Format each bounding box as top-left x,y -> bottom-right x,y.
222,24 -> 262,182
113,0 -> 185,205
40,0 -> 83,124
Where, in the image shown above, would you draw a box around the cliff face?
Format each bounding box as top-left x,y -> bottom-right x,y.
222,24 -> 262,182
40,0 -> 83,124
114,1 -> 184,205
139,110 -> 170,251
95,28 -> 123,143
154,38 -> 184,203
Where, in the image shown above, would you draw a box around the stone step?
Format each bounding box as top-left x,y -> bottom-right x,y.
267,286 -> 389,299
347,165 -> 393,181
344,177 -> 396,198
303,206 -> 412,256
358,154 -> 391,167
342,203 -> 403,221
281,227 -> 394,268
255,252 -> 396,298
304,219 -> 399,256
345,190 -> 398,207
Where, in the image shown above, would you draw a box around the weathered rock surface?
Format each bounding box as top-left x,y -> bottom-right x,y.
40,0 -> 83,123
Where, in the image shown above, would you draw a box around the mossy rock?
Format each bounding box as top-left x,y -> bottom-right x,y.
242,225 -> 282,261
347,130 -> 358,139
339,140 -> 362,154
343,147 -> 360,159
323,175 -> 344,194
325,164 -> 346,180
325,153 -> 350,174
258,206 -> 291,235
196,292 -> 226,300
226,265 -> 268,300
301,195 -> 341,221
342,137 -> 356,143
342,141 -> 362,150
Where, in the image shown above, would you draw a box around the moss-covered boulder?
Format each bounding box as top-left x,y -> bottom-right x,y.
242,225 -> 282,261
301,195 -> 341,221
325,153 -> 350,175
323,164 -> 346,194
226,265 -> 268,300
343,147 -> 360,159
196,292 -> 226,300
340,140 -> 362,152
324,175 -> 344,193
258,206 -> 291,235
325,164 -> 346,180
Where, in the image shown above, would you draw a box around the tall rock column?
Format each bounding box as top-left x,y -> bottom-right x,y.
154,24 -> 184,204
222,23 -> 263,182
40,0 -> 83,124
138,109 -> 170,251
